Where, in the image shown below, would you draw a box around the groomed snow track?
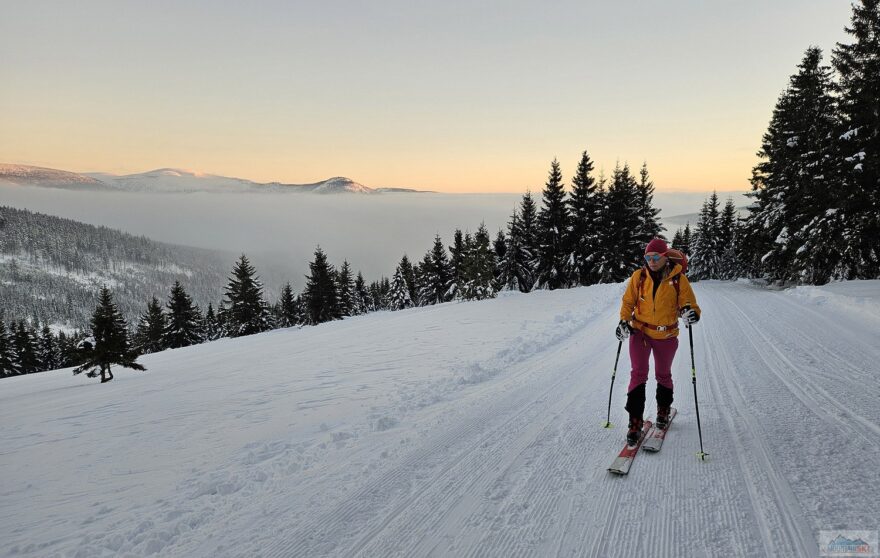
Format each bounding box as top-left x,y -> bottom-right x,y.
2,281 -> 878,557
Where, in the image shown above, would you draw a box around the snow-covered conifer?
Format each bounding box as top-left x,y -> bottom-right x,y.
535,159 -> 570,290
164,282 -> 203,348
74,286 -> 144,383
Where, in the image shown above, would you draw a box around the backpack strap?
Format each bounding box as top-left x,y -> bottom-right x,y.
635,268 -> 646,315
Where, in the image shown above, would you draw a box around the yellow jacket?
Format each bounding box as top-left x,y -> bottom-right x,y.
619,264 -> 701,339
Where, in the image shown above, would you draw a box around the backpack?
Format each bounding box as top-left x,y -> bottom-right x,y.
665,248 -> 688,274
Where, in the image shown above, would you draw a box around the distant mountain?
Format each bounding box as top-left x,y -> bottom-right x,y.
258,176 -> 378,194
87,168 -> 256,194
0,206 -> 294,330
0,163 -> 426,194
0,163 -> 116,191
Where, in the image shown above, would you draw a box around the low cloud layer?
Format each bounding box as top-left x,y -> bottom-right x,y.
1,187 -> 747,290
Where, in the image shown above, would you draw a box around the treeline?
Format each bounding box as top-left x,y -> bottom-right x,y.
736,1 -> 880,285
1,152 -> 666,379
666,1 -> 880,286
666,192 -> 741,281
382,154 -> 663,308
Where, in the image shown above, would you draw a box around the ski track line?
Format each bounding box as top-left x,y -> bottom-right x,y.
255,310 -> 614,558
700,296 -> 815,558
343,325 -> 615,558
737,287 -> 880,405
713,288 -> 880,448
731,283 -> 880,384
474,386 -> 619,558
170,299 -> 619,557
312,358 -> 579,557
185,333 -> 585,556
573,333 -> 744,554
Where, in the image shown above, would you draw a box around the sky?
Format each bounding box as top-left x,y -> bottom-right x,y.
0,1 -> 856,193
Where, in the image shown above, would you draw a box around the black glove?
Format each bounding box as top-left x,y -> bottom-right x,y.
680,306 -> 699,324
616,320 -> 632,341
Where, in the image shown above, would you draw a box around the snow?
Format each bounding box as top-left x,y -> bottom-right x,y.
2,281 -> 879,557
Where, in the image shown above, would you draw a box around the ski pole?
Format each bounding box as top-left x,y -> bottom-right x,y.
688,323 -> 709,460
603,340 -> 623,428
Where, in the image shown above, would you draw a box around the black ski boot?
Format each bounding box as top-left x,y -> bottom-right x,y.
626,415 -> 644,446
656,406 -> 671,430
656,384 -> 674,429
625,383 -> 647,446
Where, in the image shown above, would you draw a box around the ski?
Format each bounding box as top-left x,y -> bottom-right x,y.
608,420 -> 653,475
642,407 -> 677,452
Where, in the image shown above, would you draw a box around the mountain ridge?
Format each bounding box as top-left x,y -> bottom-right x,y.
1,163 -> 428,195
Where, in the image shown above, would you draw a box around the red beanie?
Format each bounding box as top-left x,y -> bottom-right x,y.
645,238 -> 668,255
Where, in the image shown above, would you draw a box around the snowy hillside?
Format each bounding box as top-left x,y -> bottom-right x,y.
0,206 -> 266,329
2,280 -> 878,557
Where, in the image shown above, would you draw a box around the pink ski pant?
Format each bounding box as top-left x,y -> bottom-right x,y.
628,330 -> 678,393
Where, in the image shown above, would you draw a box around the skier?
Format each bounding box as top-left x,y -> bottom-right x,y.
616,238 -> 700,446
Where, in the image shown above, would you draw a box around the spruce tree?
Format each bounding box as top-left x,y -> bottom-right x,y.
397,255 -> 417,306
220,255 -> 272,336
276,283 -> 299,327
682,223 -> 692,256
599,163 -> 642,282
73,286 -> 144,383
37,325 -> 59,372
0,318 -> 19,377
163,282 -> 203,349
493,230 -> 507,290
493,230 -> 507,263
421,234 -> 453,304
535,159 -> 570,289
354,272 -> 370,314
389,265 -> 413,310
303,247 -> 341,324
499,209 -> 524,292
567,150 -> 603,286
368,280 -> 383,312
56,331 -> 77,369
13,322 -> 39,375
336,261 -> 355,317
744,47 -> 843,283
462,223 -> 497,300
833,0 -> 880,279
202,303 -> 222,340
635,162 -> 664,245
448,230 -> 466,300
517,191 -> 540,291
719,198 -> 740,279
413,254 -> 431,307
672,228 -> 684,250
690,193 -> 723,280
134,296 -> 167,354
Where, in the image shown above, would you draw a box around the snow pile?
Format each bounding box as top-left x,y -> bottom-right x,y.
783,279 -> 880,326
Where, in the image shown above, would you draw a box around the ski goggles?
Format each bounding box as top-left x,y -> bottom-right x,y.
644,253 -> 665,263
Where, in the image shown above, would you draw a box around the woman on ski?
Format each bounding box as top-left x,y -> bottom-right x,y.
616,238 -> 700,446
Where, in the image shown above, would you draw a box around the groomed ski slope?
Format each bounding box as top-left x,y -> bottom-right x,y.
2,280 -> 879,557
